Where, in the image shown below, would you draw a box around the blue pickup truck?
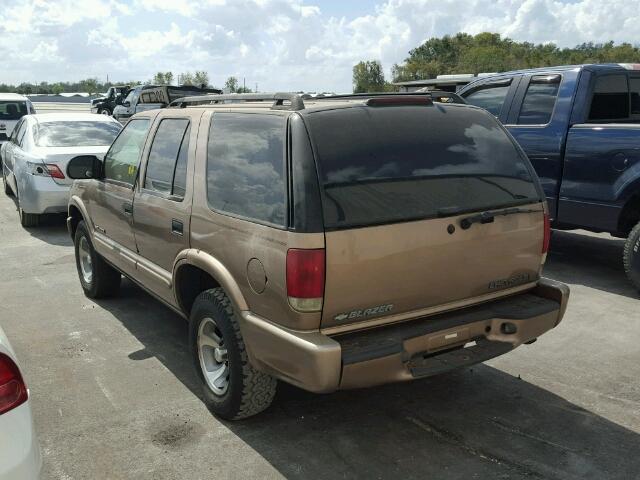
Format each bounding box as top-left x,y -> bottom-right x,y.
458,63 -> 640,291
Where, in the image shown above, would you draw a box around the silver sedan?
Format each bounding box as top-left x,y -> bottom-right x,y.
1,113 -> 122,227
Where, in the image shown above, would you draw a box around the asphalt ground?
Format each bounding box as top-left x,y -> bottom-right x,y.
0,188 -> 639,479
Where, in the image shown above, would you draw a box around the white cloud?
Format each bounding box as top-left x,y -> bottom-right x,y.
0,0 -> 639,91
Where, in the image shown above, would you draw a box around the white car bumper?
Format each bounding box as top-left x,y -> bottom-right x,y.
19,174 -> 70,214
0,401 -> 41,480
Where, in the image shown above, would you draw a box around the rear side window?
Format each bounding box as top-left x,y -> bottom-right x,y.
206,113 -> 286,227
589,75 -> 629,121
517,76 -> 560,125
306,105 -> 541,230
144,118 -> 190,198
463,82 -> 511,116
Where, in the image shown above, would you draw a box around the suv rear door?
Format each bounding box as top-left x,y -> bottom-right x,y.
132,111 -> 200,303
303,103 -> 547,330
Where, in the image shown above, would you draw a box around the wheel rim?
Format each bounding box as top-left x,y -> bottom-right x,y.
78,236 -> 93,284
197,317 -> 229,396
101,110 -> 110,115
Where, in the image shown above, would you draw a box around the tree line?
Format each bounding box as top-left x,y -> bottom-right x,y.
353,32 -> 640,92
0,71 -> 256,96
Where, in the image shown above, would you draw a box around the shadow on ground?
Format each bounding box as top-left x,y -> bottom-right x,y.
6,192 -> 71,246
94,225 -> 640,480
544,230 -> 638,299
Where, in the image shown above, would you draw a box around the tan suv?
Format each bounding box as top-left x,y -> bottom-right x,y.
66,93 -> 570,419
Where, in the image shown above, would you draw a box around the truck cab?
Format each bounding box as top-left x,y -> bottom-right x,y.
459,64 -> 640,291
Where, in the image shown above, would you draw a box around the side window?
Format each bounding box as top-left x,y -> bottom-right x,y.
10,119 -> 24,144
517,75 -> 561,125
17,121 -> 28,147
631,78 -> 640,116
104,119 -> 150,185
123,90 -> 135,105
144,118 -> 190,198
588,75 -> 629,121
463,81 -> 511,116
207,113 -> 286,227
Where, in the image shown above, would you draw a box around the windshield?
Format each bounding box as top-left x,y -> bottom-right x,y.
0,101 -> 28,121
305,105 -> 541,230
35,121 -> 122,147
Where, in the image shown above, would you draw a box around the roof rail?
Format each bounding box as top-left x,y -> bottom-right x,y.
310,91 -> 466,104
169,92 -> 305,111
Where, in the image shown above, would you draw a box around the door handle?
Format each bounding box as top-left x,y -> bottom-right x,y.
123,202 -> 133,216
171,219 -> 184,236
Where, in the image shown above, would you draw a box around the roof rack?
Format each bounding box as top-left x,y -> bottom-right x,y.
310,91 -> 466,104
170,92 -> 305,111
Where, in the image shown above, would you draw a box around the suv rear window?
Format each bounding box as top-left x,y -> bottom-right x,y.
0,101 -> 27,120
305,105 -> 541,230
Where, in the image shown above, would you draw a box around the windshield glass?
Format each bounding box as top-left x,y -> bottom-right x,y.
35,121 -> 122,147
0,101 -> 28,121
305,105 -> 541,230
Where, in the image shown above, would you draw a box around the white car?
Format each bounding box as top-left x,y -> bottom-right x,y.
1,113 -> 122,227
0,325 -> 41,480
0,93 -> 35,146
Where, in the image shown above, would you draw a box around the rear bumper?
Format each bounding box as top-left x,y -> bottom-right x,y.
240,278 -> 569,393
19,174 -> 70,214
0,401 -> 42,480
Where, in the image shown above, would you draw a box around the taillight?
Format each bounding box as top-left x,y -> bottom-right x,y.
542,213 -> 551,254
286,249 -> 325,312
0,353 -> 28,415
45,164 -> 65,179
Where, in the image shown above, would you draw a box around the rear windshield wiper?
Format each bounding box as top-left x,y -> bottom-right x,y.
459,207 -> 541,230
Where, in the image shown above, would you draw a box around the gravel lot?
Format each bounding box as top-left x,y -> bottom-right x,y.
0,190 -> 639,480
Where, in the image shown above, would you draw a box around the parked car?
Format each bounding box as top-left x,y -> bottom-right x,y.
112,84 -> 222,123
66,92 -> 569,420
90,85 -> 131,116
0,93 -> 35,146
2,113 -> 122,227
458,63 -> 640,291
0,324 -> 41,480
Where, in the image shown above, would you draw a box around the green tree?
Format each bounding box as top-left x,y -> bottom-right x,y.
51,83 -> 64,95
352,60 -> 386,93
194,71 -> 209,87
165,72 -> 174,85
224,76 -> 239,93
153,72 -> 167,85
180,72 -> 194,86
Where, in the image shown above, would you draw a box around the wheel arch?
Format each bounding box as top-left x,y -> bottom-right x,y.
173,249 -> 249,317
617,191 -> 640,236
67,197 -> 93,240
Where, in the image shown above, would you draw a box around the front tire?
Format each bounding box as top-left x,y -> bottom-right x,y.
98,108 -> 111,116
74,220 -> 121,298
189,288 -> 277,420
623,221 -> 640,292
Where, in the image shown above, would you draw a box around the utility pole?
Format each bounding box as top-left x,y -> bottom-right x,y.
243,77 -> 246,92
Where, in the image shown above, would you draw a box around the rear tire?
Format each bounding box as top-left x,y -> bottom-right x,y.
74,220 -> 121,298
189,288 -> 277,420
623,221 -> 640,292
2,168 -> 10,196
98,108 -> 111,116
18,207 -> 39,227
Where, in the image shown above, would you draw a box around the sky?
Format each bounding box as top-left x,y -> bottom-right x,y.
1,0 -> 639,93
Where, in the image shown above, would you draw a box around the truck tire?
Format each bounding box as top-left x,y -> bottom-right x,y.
189,288 -> 277,420
98,108 -> 111,116
74,220 -> 121,298
623,221 -> 640,292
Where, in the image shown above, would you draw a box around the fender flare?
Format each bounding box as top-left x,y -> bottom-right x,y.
172,249 -> 249,314
67,196 -> 94,238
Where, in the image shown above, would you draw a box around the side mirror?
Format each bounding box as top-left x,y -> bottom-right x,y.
67,155 -> 103,180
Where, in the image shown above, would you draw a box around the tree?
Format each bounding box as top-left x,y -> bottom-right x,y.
352,60 -> 386,93
194,71 -> 209,87
180,72 -> 194,86
224,76 -> 239,93
165,72 -> 174,85
51,83 -> 64,95
153,72 -> 167,85
80,78 -> 99,96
